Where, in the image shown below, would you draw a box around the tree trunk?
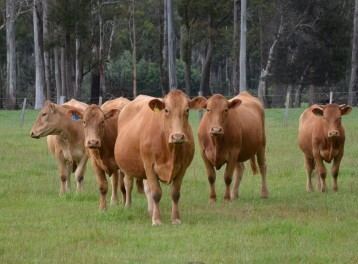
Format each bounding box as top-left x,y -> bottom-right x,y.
60,47 -> 66,98
130,0 -> 137,98
308,84 -> 315,106
54,47 -> 61,104
200,23 -> 213,97
98,0 -> 105,97
232,0 -> 239,93
6,0 -> 16,109
348,0 -> 358,105
33,0 -> 46,109
65,32 -> 72,98
75,33 -> 81,97
294,65 -> 310,107
239,0 -> 247,91
167,0 -> 177,90
180,24 -> 191,95
258,16 -> 284,106
91,45 -> 100,103
160,0 -> 169,95
42,0 -> 50,100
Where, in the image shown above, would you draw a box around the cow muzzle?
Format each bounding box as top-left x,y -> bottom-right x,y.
30,131 -> 40,139
210,127 -> 224,136
169,133 -> 186,144
328,130 -> 340,138
86,139 -> 101,148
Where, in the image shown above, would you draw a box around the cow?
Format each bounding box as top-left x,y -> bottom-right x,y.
79,97 -> 130,210
197,92 -> 269,203
114,90 -> 205,225
298,104 -> 352,192
30,101 -> 89,195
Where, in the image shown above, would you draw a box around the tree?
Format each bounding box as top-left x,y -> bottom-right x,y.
349,0 -> 358,105
6,0 -> 16,108
33,0 -> 45,109
239,0 -> 247,91
232,0 -> 239,93
166,0 -> 177,90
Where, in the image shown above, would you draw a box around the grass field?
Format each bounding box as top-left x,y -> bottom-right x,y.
1,108 -> 358,264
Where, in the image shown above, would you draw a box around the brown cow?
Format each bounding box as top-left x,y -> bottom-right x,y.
79,97 -> 130,210
30,101 -> 88,195
197,92 -> 269,202
298,104 -> 352,192
114,90 -> 205,225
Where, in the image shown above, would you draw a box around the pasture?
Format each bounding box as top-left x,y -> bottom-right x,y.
0,108 -> 358,263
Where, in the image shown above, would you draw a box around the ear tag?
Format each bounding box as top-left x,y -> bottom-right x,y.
154,107 -> 160,113
72,113 -> 80,120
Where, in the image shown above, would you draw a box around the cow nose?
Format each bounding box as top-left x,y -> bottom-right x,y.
30,131 -> 39,138
87,139 -> 100,148
210,127 -> 224,135
170,133 -> 185,144
328,130 -> 339,138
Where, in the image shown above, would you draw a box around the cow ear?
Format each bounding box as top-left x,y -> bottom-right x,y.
47,102 -> 56,113
228,99 -> 242,109
312,106 -> 324,116
104,108 -> 120,120
148,99 -> 165,112
339,104 -> 352,116
189,96 -> 207,109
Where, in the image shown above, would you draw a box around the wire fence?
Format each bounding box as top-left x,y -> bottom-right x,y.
1,90 -> 357,110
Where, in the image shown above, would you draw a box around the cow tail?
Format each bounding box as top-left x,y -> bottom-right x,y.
250,157 -> 258,175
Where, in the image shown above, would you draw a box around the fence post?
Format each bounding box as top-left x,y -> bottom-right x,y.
283,90 -> 291,127
99,96 -> 103,106
329,91 -> 333,104
20,98 -> 27,127
59,96 -> 65,104
198,91 -> 203,120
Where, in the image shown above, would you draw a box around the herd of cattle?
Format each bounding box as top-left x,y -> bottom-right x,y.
29,90 -> 352,225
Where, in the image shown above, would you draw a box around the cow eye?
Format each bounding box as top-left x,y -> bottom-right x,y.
206,108 -> 211,112
83,121 -> 86,126
185,108 -> 189,114
42,112 -> 47,117
224,108 -> 229,113
164,109 -> 169,114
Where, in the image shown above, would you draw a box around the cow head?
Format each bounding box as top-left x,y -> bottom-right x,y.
30,101 -> 83,138
148,90 -> 206,144
82,104 -> 120,149
312,104 -> 352,138
201,94 -> 241,136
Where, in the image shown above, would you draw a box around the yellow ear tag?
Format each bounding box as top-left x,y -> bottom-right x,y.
154,107 -> 160,113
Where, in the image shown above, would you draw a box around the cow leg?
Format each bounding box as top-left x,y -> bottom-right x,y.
93,166 -> 108,210
332,154 -> 343,192
257,148 -> 269,198
304,156 -> 315,192
117,170 -> 126,205
231,162 -> 245,200
171,174 -> 184,225
110,170 -> 119,206
201,152 -> 217,203
223,159 -> 236,201
124,174 -> 133,208
57,154 -> 70,195
143,180 -> 153,217
144,165 -> 162,226
314,153 -> 327,192
74,156 -> 88,193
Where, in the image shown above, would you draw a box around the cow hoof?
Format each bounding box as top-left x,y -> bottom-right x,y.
172,219 -> 182,225
230,194 -> 239,200
209,198 -> 216,205
333,187 -> 338,192
110,199 -> 119,206
152,220 -> 162,226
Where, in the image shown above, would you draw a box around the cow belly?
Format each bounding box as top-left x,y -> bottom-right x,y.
116,152 -> 145,178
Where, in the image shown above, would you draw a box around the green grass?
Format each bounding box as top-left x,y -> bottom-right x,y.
1,108 -> 358,264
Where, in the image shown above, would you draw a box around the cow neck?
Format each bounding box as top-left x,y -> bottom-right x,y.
211,135 -> 224,166
326,136 -> 339,161
58,116 -> 80,143
157,116 -> 185,184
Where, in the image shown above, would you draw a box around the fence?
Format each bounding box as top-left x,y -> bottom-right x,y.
0,90 -> 358,111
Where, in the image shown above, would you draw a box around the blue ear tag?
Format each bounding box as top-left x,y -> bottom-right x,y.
72,113 -> 80,121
